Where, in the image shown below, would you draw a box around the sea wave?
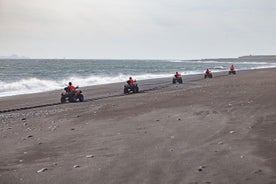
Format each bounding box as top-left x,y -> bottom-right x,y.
0,64 -> 275,97
0,73 -> 173,97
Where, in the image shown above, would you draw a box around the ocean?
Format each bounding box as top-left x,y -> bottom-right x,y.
0,59 -> 275,97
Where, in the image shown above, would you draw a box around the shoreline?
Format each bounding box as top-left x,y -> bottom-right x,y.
1,66 -> 276,99
0,69 -> 229,112
0,66 -> 273,99
0,68 -> 276,184
0,68 -> 274,113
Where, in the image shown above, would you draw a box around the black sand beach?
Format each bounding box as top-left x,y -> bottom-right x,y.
0,68 -> 276,184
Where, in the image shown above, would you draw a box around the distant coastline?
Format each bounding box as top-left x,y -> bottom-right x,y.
199,55 -> 276,63
0,54 -> 30,59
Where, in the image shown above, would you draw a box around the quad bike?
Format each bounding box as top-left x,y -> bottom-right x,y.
204,73 -> 213,78
229,70 -> 236,75
124,81 -> 139,94
172,76 -> 183,84
61,86 -> 84,103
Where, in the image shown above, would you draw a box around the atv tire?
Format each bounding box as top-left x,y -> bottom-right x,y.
204,74 -> 213,78
79,94 -> 84,102
124,87 -> 128,94
172,78 -> 176,84
229,71 -> 236,75
61,96 -> 66,103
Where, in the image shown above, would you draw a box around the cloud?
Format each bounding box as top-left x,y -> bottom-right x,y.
0,0 -> 276,59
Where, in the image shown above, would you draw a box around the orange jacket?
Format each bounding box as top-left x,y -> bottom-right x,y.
68,84 -> 76,91
175,72 -> 180,78
128,79 -> 134,84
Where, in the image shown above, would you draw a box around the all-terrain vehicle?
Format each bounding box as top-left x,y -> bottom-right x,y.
204,73 -> 213,78
228,70 -> 236,75
124,81 -> 139,94
61,86 -> 84,103
172,76 -> 183,84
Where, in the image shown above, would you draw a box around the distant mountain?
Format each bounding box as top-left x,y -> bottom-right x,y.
238,55 -> 276,60
0,54 -> 30,59
200,55 -> 276,63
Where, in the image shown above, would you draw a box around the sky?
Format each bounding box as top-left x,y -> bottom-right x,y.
0,0 -> 276,59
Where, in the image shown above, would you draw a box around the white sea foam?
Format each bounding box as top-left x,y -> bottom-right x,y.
0,73 -> 174,97
0,64 -> 275,98
0,78 -> 62,97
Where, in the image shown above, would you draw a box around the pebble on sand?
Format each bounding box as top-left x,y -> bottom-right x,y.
37,168 -> 47,173
198,165 -> 206,172
86,155 -> 94,158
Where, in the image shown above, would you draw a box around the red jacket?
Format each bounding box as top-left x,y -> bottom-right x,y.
175,72 -> 180,78
68,84 -> 76,91
128,79 -> 134,84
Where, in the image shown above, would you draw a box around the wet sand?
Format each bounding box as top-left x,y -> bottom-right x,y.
0,68 -> 276,184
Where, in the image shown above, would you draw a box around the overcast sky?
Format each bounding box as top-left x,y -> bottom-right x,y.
0,0 -> 276,59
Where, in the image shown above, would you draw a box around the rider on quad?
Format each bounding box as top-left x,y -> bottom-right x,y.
172,72 -> 183,84
175,72 -> 180,78
61,82 -> 84,103
124,77 -> 139,94
127,77 -> 135,84
68,82 -> 76,92
204,69 -> 213,78
229,65 -> 236,75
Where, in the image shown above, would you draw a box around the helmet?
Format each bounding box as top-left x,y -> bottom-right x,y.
69,82 -> 72,85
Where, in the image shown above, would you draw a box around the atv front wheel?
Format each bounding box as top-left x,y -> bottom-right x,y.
79,94 -> 84,102
124,87 -> 128,94
134,87 -> 139,93
61,96 -> 66,103
172,79 -> 176,84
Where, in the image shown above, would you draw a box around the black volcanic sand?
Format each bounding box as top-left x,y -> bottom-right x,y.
0,68 -> 276,184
